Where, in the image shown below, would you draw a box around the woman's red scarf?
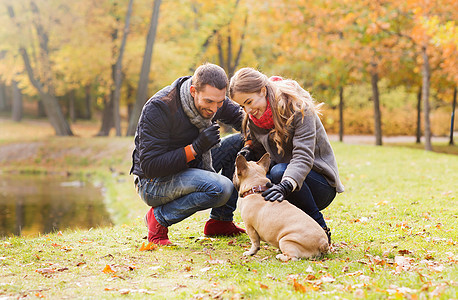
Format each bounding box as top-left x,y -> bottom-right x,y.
249,100 -> 274,129
249,76 -> 283,130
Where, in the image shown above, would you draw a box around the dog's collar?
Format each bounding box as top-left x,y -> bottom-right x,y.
240,185 -> 269,198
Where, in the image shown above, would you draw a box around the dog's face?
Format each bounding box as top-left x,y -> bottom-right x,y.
233,153 -> 271,191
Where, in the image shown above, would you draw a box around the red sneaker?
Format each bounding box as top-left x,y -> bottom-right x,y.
204,219 -> 246,237
145,207 -> 172,245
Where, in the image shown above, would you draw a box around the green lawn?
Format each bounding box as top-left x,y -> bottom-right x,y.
1,137 -> 457,299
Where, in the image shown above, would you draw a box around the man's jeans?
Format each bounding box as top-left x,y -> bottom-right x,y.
268,163 -> 336,228
136,133 -> 244,227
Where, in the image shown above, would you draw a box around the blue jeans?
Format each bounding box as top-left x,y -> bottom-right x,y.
268,163 -> 336,228
136,134 -> 244,227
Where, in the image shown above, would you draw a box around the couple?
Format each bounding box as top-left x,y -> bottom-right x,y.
130,63 -> 344,246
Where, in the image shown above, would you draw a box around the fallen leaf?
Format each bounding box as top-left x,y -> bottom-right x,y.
293,279 -> 307,293
36,268 -> 55,274
172,284 -> 187,291
139,242 -> 157,251
57,268 -> 68,272
119,289 -> 130,295
305,274 -> 316,280
259,283 -> 269,289
102,265 -> 115,274
398,249 -> 413,255
346,271 -> 363,276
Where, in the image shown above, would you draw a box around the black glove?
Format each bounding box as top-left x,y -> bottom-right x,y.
192,123 -> 221,156
237,145 -> 254,161
262,180 -> 294,202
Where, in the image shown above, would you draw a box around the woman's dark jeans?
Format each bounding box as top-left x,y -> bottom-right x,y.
268,163 -> 336,228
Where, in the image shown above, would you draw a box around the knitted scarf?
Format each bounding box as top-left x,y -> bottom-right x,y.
180,78 -> 219,172
249,100 -> 275,130
249,75 -> 283,130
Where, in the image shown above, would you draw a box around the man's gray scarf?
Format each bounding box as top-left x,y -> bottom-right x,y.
180,78 -> 219,172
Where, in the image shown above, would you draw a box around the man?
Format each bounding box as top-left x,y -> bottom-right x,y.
130,63 -> 246,245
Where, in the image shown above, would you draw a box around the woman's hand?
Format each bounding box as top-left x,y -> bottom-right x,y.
237,145 -> 253,160
262,180 -> 294,202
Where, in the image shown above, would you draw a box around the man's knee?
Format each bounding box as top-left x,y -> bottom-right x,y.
210,176 -> 234,207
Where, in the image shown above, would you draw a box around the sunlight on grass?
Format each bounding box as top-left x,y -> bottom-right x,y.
0,122 -> 457,299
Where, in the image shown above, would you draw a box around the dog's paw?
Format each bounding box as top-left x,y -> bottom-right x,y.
275,254 -> 298,262
243,250 -> 255,256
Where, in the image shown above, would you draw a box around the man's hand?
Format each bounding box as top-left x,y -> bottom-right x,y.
192,123 -> 221,156
262,180 -> 294,202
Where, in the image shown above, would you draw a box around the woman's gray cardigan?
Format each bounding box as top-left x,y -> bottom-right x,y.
248,111 -> 344,193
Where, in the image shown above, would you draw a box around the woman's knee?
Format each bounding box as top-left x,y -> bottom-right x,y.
269,163 -> 288,183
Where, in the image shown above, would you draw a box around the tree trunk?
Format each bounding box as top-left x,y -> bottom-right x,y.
84,84 -> 92,120
450,86 -> 457,146
69,89 -> 76,123
216,14 -> 248,78
127,83 -> 134,125
421,46 -> 432,151
339,86 -> 344,142
97,95 -> 114,136
416,87 -> 422,144
20,48 -> 73,135
113,0 -> 134,136
37,101 -> 46,117
0,82 -> 6,111
98,6 -> 120,137
370,62 -> 382,146
126,0 -> 162,136
11,81 -> 23,122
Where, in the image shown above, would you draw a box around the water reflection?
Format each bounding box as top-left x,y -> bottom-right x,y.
0,174 -> 113,237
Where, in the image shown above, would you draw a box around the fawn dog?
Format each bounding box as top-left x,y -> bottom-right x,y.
234,153 -> 329,261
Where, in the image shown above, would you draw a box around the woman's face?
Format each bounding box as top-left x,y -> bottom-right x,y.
231,87 -> 268,119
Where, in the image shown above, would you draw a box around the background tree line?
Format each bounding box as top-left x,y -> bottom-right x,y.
0,0 -> 456,149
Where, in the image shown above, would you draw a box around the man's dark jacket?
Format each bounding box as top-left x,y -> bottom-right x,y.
130,76 -> 244,179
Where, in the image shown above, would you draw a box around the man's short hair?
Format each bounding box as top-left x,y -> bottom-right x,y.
192,63 -> 228,92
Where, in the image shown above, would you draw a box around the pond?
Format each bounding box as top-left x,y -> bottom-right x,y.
0,173 -> 113,237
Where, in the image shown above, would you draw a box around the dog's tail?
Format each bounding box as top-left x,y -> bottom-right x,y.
319,240 -> 330,253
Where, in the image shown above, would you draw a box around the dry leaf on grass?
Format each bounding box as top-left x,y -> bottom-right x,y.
102,265 -> 115,274
139,242 -> 158,251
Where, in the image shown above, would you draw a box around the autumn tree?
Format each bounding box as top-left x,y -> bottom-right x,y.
3,1 -> 73,135
126,0 -> 161,136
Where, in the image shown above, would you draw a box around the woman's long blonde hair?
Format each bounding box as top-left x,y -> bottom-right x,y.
229,67 -> 322,155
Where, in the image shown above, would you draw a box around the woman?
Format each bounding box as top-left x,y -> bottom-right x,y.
229,67 -> 344,244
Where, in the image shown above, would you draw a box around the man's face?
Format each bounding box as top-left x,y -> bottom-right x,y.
190,84 -> 226,119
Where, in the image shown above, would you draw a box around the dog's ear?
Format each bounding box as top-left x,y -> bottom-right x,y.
257,153 -> 270,173
235,155 -> 248,176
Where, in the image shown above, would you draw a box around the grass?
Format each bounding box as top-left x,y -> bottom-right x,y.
0,118 -> 457,299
